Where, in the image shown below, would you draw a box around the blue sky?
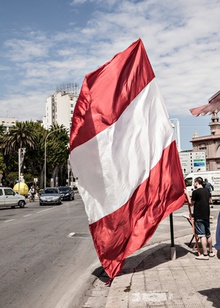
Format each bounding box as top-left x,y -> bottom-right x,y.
0,0 -> 219,150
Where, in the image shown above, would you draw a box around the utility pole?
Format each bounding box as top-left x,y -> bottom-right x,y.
18,148 -> 26,194
44,129 -> 61,189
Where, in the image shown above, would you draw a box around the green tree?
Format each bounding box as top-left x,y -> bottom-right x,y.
45,124 -> 69,187
0,125 -> 8,184
0,121 -> 70,188
2,121 -> 37,174
23,122 -> 47,188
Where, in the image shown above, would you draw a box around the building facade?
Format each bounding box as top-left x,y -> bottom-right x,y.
191,112 -> 220,171
43,83 -> 79,187
44,83 -> 79,131
0,117 -> 17,133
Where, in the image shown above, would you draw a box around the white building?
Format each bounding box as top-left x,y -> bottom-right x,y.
170,118 -> 181,152
43,83 -> 79,187
44,83 -> 79,131
0,117 -> 17,133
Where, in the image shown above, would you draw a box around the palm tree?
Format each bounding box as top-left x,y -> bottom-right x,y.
2,121 -> 36,154
0,122 -> 70,188
23,122 -> 47,187
1,121 -> 37,180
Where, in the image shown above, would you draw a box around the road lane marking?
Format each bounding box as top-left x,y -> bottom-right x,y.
5,219 -> 15,223
23,214 -> 32,217
37,208 -> 54,214
67,232 -> 76,238
67,232 -> 91,238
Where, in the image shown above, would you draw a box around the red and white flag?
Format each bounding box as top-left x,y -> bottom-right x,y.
69,39 -> 185,280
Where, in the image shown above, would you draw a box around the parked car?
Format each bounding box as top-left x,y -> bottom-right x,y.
58,186 -> 75,201
0,187 -> 26,208
39,187 -> 62,206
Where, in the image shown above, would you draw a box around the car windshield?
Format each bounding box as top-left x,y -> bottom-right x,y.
59,187 -> 70,192
185,178 -> 193,187
44,189 -> 58,194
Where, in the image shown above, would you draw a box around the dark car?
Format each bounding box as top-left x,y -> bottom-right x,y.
39,187 -> 62,206
58,186 -> 75,201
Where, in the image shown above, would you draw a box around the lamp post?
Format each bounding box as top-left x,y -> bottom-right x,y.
44,129 -> 61,189
18,148 -> 26,194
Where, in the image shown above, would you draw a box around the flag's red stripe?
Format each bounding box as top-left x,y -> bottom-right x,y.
89,141 -> 186,279
70,39 -> 155,151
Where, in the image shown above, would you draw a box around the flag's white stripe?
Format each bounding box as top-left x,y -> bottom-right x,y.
70,78 -> 174,224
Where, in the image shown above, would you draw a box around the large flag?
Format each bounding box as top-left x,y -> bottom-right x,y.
69,39 -> 186,280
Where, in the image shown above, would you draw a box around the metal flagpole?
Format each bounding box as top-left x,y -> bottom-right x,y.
169,213 -> 176,260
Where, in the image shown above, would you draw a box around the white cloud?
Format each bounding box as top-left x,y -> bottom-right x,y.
0,0 -> 219,149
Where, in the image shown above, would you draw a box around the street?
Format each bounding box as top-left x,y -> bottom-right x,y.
0,194 -> 99,308
0,194 -> 219,308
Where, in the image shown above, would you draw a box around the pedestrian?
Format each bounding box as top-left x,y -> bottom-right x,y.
28,185 -> 35,202
215,212 -> 220,259
184,176 -> 215,260
204,178 -> 214,193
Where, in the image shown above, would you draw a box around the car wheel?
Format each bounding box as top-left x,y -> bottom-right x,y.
39,202 -> 43,206
18,200 -> 25,208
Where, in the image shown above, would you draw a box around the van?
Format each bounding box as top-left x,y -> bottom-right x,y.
185,171 -> 220,202
0,187 -> 26,208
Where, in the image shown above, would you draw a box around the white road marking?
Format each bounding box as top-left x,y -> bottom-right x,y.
67,232 -> 76,238
37,208 -> 54,214
1,206 -> 58,224
5,219 -> 15,223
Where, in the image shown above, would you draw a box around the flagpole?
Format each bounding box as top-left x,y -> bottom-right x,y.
187,201 -> 201,255
184,190 -> 201,255
169,213 -> 176,260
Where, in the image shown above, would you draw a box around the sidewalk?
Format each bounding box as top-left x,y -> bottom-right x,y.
105,233 -> 220,307
82,211 -> 220,308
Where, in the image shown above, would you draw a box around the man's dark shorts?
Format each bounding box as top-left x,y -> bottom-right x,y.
195,219 -> 211,238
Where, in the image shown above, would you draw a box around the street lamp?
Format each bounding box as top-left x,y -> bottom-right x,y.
18,148 -> 26,194
44,129 -> 61,189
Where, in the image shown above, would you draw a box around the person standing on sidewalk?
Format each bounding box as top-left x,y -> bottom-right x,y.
204,178 -> 214,193
215,212 -> 220,259
184,176 -> 215,260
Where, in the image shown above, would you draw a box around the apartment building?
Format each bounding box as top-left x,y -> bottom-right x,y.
44,83 -> 79,131
0,117 -> 17,133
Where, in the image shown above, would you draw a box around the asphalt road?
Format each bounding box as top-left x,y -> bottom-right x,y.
0,193 -> 100,308
1,194 -> 219,308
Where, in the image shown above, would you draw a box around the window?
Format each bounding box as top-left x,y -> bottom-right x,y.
199,144 -> 206,150
185,177 -> 193,187
216,146 -> 220,157
4,188 -> 14,196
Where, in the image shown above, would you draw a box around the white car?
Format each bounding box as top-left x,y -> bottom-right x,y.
0,187 -> 26,208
